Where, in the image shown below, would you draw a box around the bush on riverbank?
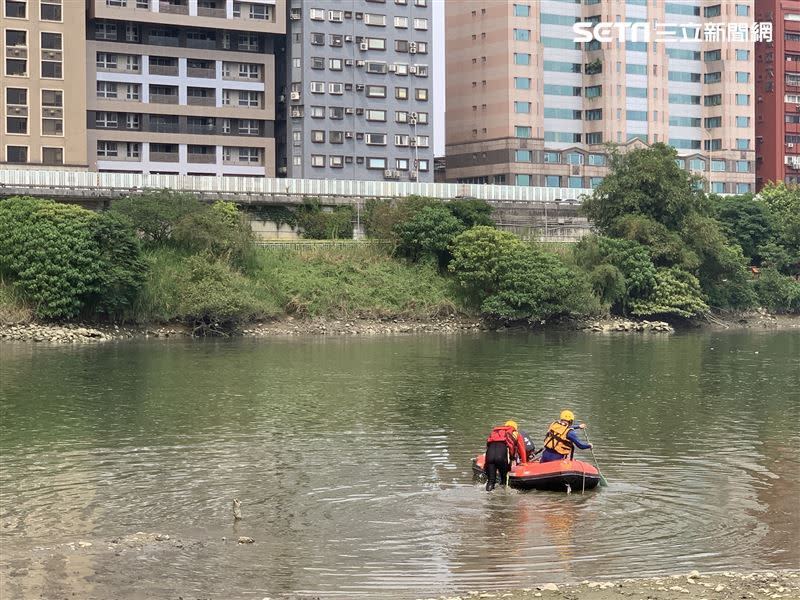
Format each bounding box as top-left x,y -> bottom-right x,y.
0,197 -> 146,319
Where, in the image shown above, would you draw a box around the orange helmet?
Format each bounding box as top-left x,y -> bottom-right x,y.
560,410 -> 575,422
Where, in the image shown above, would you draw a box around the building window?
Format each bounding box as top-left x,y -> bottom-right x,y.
515,174 -> 531,186
394,134 -> 409,146
95,22 -> 117,40
735,4 -> 749,16
415,88 -> 428,101
545,175 -> 561,187
736,94 -> 750,106
41,146 -> 63,165
513,77 -> 531,90
6,145 -> 28,163
587,132 -> 603,145
5,0 -> 26,18
515,149 -> 532,163
736,49 -> 750,61
95,111 -> 118,128
396,87 -> 408,100
40,32 -> 63,78
396,158 -> 409,170
736,116 -> 750,127
365,133 -> 386,145
5,30 -> 28,76
367,85 -> 386,98
735,72 -> 750,83
97,141 -> 118,157
363,13 -> 385,26
514,101 -> 530,113
329,155 -> 344,168
568,176 -> 583,188
367,37 -> 386,50
328,58 -> 343,71
367,157 -> 387,169
329,131 -> 344,144
514,28 -> 530,41
5,87 -> 27,134
366,109 -> 386,121
309,7 -> 324,20
367,61 -> 388,74
97,81 -> 118,99
328,82 -> 343,95
310,32 -> 324,45
736,138 -> 750,150
515,126 -> 531,138
513,53 -> 531,66
513,4 -> 530,17
40,0 -> 61,20
394,16 -> 408,28
585,85 -> 602,98
311,130 -> 325,143
329,106 -> 344,119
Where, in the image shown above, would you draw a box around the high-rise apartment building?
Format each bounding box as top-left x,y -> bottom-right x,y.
85,0 -> 285,176
2,0 -> 88,167
445,1 -> 756,194
282,0 -> 434,181
755,0 -> 800,187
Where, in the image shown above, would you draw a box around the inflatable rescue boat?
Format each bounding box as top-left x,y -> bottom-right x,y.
472,454 -> 600,492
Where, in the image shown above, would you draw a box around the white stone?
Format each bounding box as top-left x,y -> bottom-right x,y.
714,584 -> 726,592
539,583 -> 558,592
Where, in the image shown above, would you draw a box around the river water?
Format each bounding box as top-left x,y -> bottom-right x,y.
1,331 -> 798,599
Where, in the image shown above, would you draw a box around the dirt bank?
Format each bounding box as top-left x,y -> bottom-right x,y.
415,570 -> 800,600
1,312 -> 798,344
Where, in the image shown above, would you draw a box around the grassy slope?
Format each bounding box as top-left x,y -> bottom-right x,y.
0,246 -> 465,325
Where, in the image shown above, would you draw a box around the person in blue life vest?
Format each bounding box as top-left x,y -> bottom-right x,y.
484,420 -> 527,492
540,410 -> 592,463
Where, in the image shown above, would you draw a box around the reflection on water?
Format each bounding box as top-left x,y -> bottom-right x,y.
0,330 -> 798,599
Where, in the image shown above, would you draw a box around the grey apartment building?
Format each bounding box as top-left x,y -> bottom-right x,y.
282,0 -> 434,181
85,0 -> 285,176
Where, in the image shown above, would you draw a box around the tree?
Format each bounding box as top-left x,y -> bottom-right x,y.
296,199 -> 354,239
760,182 -> 800,275
172,200 -> 255,269
450,227 -> 596,321
447,198 -> 495,228
394,204 -> 465,266
754,268 -> 800,314
109,190 -> 203,244
582,143 -> 706,232
573,235 -> 657,312
364,195 -> 439,240
448,227 -> 527,300
710,195 -> 773,264
0,197 -> 146,319
629,268 -> 709,319
89,212 -> 148,315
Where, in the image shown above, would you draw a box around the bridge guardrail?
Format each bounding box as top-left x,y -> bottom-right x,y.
0,168 -> 592,204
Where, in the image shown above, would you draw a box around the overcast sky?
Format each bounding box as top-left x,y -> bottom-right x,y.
433,0 -> 445,156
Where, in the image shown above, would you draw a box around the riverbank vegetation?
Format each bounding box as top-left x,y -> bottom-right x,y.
0,144 -> 798,334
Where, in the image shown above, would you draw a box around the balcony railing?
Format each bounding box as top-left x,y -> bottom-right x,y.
149,64 -> 178,76
187,38 -> 216,49
187,124 -> 216,134
149,122 -> 179,133
159,1 -> 188,14
187,96 -> 215,106
146,35 -> 179,47
150,151 -> 179,162
197,5 -> 225,17
149,93 -> 179,104
187,67 -> 216,78
188,153 -> 216,163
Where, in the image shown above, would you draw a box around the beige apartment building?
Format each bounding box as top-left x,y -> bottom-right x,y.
85,0 -> 285,176
2,0 -> 88,166
446,0 -> 757,194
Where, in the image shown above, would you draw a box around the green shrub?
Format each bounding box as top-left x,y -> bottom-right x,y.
754,269 -> 800,313
364,195 -> 439,240
174,253 -> 275,335
109,190 -> 203,244
296,199 -> 354,239
395,204 -> 465,266
0,196 -> 145,319
629,268 -> 708,319
450,226 -> 593,321
447,198 -> 495,227
172,201 -> 255,270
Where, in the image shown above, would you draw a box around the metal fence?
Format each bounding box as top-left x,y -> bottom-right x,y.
0,168 -> 592,204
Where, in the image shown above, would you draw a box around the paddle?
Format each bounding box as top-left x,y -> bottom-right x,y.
583,430 -> 609,487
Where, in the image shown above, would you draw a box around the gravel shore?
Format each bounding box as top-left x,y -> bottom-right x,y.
2,311 -> 798,344
415,570 -> 800,600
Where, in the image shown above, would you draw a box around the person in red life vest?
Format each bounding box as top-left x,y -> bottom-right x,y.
484,420 -> 527,491
541,409 -> 592,463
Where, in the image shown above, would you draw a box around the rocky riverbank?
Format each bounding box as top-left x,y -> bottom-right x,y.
415,570 -> 800,600
1,311 -> 798,344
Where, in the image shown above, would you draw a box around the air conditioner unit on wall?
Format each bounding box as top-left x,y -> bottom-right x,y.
356,84 -> 364,91
290,91 -> 300,100
409,66 -> 417,74
345,131 -> 353,138
355,108 -> 364,115
359,43 -> 368,51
